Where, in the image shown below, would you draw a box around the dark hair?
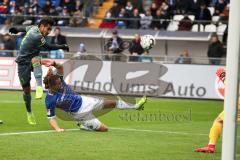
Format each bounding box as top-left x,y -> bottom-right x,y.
43,75 -> 60,89
38,17 -> 54,27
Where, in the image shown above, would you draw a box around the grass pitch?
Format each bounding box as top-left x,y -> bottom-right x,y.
0,91 -> 239,160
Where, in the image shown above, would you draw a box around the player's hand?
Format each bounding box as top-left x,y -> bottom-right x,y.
9,27 -> 19,34
61,44 -> 69,52
56,128 -> 64,132
42,59 -> 55,67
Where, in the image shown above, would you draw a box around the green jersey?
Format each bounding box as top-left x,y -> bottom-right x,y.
16,26 -> 46,64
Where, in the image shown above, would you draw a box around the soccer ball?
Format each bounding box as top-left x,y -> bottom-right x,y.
140,35 -> 156,50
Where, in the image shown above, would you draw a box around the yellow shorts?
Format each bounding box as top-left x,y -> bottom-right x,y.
218,102 -> 240,121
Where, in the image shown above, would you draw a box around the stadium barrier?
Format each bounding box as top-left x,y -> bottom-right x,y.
0,57 -> 224,100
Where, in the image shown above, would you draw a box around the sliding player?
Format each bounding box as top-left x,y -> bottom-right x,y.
43,60 -> 147,132
195,67 -> 240,153
9,18 -> 69,125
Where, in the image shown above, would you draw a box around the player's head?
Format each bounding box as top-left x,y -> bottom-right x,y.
43,68 -> 62,92
38,17 -> 54,37
46,75 -> 62,92
216,67 -> 225,82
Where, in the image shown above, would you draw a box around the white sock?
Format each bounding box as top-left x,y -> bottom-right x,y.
116,100 -> 136,109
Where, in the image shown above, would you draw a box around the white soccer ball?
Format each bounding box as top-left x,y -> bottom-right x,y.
140,35 -> 156,50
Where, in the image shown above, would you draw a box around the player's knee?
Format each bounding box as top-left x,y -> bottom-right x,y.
103,100 -> 116,109
98,124 -> 108,132
214,117 -> 223,124
32,57 -> 40,63
23,86 -> 31,93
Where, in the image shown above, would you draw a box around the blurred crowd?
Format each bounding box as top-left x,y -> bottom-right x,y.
100,0 -> 230,30
0,0 -> 105,27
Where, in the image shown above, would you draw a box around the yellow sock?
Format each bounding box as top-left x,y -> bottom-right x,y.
209,121 -> 223,145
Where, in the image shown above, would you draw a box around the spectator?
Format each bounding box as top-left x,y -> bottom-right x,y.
159,2 -> 170,29
9,0 -> 17,14
178,15 -> 193,31
60,0 -> 75,14
107,30 -> 123,53
11,9 -> 24,25
116,8 -> 127,29
0,18 -> 11,35
219,4 -> 229,21
57,6 -> 70,26
69,10 -> 84,27
106,30 -> 124,61
129,33 -> 144,61
130,0 -> 144,13
125,1 -> 133,17
74,0 -> 84,12
175,0 -> 190,14
127,8 -> 140,29
195,3 -> 212,24
42,0 -> 52,14
109,1 -> 120,18
30,0 -> 41,15
155,0 -> 165,7
207,34 -> 224,65
0,0 -> 9,24
189,0 -> 204,14
214,0 -> 227,13
140,9 -> 153,29
83,0 -> 94,17
152,9 -> 168,30
22,7 -> 35,25
150,2 -> 158,18
73,43 -> 87,58
99,11 -> 116,29
51,27 -> 67,45
50,27 -> 67,59
166,0 -> 178,15
175,50 -> 192,64
1,33 -> 15,57
116,0 -> 128,8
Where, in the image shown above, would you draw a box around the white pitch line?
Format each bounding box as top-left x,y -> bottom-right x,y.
1,127 -> 240,138
110,127 -> 208,136
0,100 -> 40,104
0,127 -> 239,138
0,128 -> 207,137
0,129 -> 79,136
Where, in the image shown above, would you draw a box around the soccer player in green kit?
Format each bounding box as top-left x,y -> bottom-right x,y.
9,17 -> 69,125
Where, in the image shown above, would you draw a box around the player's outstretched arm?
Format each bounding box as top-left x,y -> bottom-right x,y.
43,43 -> 69,52
52,61 -> 63,76
9,27 -> 27,34
41,59 -> 64,76
49,118 -> 64,132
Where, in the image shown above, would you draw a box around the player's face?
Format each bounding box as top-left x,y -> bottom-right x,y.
40,24 -> 52,37
51,78 -> 62,92
220,72 -> 225,82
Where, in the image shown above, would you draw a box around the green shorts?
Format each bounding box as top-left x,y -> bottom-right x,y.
17,63 -> 33,88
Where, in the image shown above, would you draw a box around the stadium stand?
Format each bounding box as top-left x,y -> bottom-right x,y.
0,0 -> 230,65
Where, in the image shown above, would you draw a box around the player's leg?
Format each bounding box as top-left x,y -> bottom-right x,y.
79,117 -> 108,132
18,64 -> 36,125
102,96 -> 147,110
32,57 -> 43,99
195,111 -> 224,153
22,86 -> 36,125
